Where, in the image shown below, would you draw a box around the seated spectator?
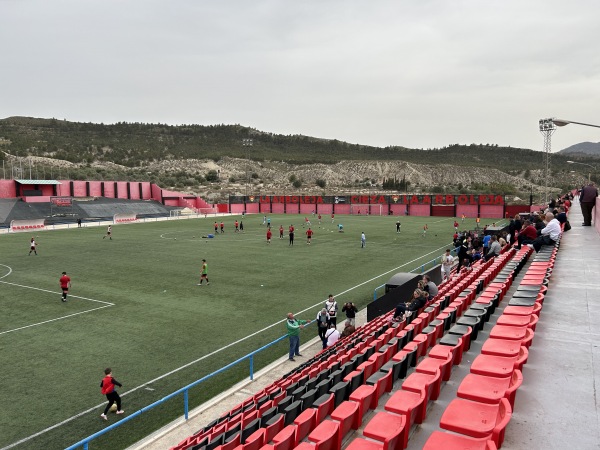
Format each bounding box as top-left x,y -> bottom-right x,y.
516,220 -> 537,249
341,319 -> 356,337
422,275 -> 438,300
484,235 -> 501,261
529,212 -> 562,252
325,323 -> 340,347
555,206 -> 568,224
393,289 -> 427,320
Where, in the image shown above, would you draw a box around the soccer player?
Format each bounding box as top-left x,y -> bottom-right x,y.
331,213 -> 335,223
29,237 -> 37,255
220,221 -> 224,233
279,225 -> 284,239
306,227 -> 313,245
318,214 -> 322,225
267,217 -> 271,228
103,225 -> 112,240
395,220 -> 401,233
422,224 -> 428,237
361,232 -> 366,248
266,228 -> 272,244
59,271 -> 71,302
289,225 -> 295,246
100,368 -> 124,420
461,213 -> 466,223
453,220 -> 459,231
239,221 -> 244,232
214,221 -> 219,234
234,220 -> 239,232
198,259 -> 209,285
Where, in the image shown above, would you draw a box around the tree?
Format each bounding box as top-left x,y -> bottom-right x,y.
292,179 -> 302,188
316,179 -> 326,188
205,170 -> 219,182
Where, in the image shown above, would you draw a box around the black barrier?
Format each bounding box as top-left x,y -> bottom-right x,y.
484,225 -> 509,236
367,265 -> 444,322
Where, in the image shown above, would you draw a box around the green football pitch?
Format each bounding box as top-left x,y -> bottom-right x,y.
0,213 -> 485,449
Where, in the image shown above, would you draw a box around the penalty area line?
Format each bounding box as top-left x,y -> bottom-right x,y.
0,280 -> 114,306
0,304 -> 113,336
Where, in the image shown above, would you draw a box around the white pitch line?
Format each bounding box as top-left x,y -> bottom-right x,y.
1,241 -> 452,450
0,304 -> 113,336
0,280 -> 114,306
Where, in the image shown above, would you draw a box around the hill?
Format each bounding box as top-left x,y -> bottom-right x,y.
0,116 -> 592,200
558,141 -> 600,157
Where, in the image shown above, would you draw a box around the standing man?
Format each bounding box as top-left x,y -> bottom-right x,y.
214,221 -> 219,234
198,259 -> 209,285
453,220 -> 459,231
342,301 -> 358,326
279,225 -> 284,239
100,367 -> 124,420
239,221 -> 244,232
580,182 -> 598,226
361,232 -> 366,248
29,237 -> 38,255
289,225 -> 295,246
103,225 -> 112,240
234,220 -> 239,232
286,312 -> 310,362
77,218 -> 82,228
266,228 -> 272,244
316,308 -> 330,349
325,294 -> 338,327
396,220 -> 401,233
306,227 -> 313,245
220,221 -> 224,233
441,249 -> 454,281
60,271 -> 71,302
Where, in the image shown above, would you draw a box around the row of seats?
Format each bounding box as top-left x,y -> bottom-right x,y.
171,244 -> 518,450
424,240 -> 558,448
11,224 -> 45,231
115,217 -> 137,223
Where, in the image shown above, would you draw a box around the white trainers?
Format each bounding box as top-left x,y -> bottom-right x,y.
100,413 -> 108,420
116,410 -> 125,415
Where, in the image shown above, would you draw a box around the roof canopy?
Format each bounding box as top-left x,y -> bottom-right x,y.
15,179 -> 62,185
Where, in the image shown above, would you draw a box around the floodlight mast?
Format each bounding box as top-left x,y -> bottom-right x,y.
538,118 -> 556,205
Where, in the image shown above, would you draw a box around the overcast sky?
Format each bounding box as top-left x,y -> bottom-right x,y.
1,0 -> 599,153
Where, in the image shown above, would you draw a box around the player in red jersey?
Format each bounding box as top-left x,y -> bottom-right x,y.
234,220 -> 239,232
100,367 -> 124,420
306,228 -> 313,245
453,220 -> 459,231
331,213 -> 335,223
279,225 -> 284,239
266,228 -> 272,244
318,214 -> 322,225
59,271 -> 71,302
289,225 -> 295,246
220,221 -> 224,233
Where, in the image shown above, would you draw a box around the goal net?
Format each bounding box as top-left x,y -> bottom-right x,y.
349,204 -> 382,216
113,213 -> 137,223
10,219 -> 45,232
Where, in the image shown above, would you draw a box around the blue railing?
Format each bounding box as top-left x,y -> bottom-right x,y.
65,332 -> 295,450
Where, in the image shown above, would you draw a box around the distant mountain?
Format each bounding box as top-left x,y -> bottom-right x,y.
558,142 -> 600,157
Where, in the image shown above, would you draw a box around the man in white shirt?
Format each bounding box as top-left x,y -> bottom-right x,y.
441,249 -> 454,281
530,212 -> 562,252
325,323 -> 340,347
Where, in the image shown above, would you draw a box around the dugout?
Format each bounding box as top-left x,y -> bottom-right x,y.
484,225 -> 509,236
367,267 -> 443,321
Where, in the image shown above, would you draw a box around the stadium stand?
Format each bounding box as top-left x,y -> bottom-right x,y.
168,237 -> 550,450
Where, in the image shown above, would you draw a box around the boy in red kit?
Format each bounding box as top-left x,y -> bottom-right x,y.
306,227 -> 313,244
100,367 -> 124,420
59,272 -> 71,302
279,225 -> 284,239
234,220 -> 239,232
220,221 -> 224,233
266,228 -> 272,244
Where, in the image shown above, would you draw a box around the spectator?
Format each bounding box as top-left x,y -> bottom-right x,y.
341,302 -> 358,326
441,249 -> 454,281
423,275 -> 438,300
516,220 -> 537,249
286,313 -> 310,362
325,323 -> 340,347
482,233 -> 491,255
325,294 -> 338,327
485,235 -> 501,261
393,289 -> 427,321
456,237 -> 469,272
341,319 -> 356,337
580,182 -> 598,226
315,308 -> 330,349
529,212 -> 562,252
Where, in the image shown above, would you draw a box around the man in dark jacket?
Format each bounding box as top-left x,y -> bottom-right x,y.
580,182 -> 598,226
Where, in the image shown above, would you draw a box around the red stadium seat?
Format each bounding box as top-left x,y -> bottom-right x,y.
440,397 -> 512,448
362,411 -> 407,450
402,369 -> 441,402
330,401 -> 360,445
294,408 -> 317,442
416,354 -> 453,382
308,420 -> 340,450
349,385 -> 377,422
457,370 -> 523,408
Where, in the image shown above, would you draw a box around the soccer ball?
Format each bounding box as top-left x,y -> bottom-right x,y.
109,403 -> 118,413
174,238 -> 177,240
